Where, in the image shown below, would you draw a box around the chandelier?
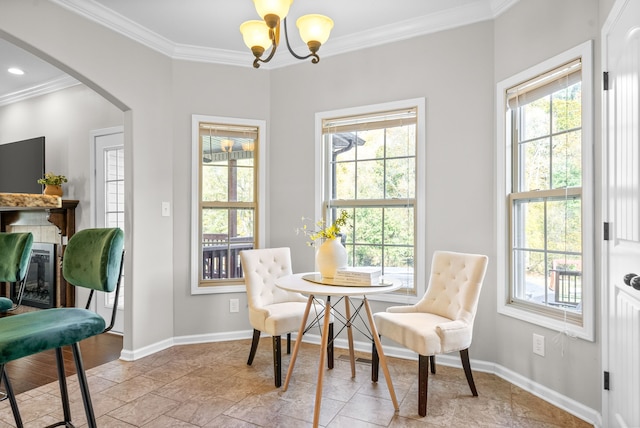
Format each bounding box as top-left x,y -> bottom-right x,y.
240,0 -> 334,69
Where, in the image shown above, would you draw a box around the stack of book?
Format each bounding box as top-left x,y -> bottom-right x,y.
334,267 -> 382,286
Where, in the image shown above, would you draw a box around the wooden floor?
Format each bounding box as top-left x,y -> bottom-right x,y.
2,332 -> 123,395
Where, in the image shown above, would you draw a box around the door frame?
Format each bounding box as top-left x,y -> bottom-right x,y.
89,125 -> 125,333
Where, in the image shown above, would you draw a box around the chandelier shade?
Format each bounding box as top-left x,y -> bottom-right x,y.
240,20 -> 272,52
240,0 -> 333,68
296,14 -> 333,46
253,0 -> 293,22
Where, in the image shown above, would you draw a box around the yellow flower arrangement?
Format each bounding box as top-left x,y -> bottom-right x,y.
297,210 -> 350,247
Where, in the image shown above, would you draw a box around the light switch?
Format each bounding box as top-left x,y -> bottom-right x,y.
161,202 -> 170,217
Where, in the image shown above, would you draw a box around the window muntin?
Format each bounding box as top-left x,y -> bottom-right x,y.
498,42 -> 595,339
322,106 -> 418,295
192,116 -> 264,293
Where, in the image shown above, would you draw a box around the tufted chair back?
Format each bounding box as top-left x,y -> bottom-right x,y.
415,251 -> 488,326
240,247 -> 307,312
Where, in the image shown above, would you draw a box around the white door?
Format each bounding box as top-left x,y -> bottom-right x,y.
604,1 -> 640,426
92,127 -> 125,334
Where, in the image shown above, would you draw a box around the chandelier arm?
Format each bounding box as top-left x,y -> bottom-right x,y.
253,29 -> 279,68
283,17 -> 320,63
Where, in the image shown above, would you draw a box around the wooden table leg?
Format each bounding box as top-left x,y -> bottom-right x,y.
344,296 -> 356,378
364,297 -> 399,411
313,296 -> 332,427
283,295 -> 313,391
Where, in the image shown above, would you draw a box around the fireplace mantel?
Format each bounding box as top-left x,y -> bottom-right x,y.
0,193 -> 62,209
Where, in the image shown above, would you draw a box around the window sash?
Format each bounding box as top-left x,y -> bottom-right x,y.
507,60 -> 584,323
322,107 -> 418,295
191,115 -> 265,294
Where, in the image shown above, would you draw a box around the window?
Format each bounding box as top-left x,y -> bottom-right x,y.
496,41 -> 594,340
317,99 -> 426,302
191,115 -> 265,294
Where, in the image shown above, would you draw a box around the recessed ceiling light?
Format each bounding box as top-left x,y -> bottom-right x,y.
8,67 -> 25,75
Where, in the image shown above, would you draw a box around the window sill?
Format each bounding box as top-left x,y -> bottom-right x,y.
498,302 -> 594,342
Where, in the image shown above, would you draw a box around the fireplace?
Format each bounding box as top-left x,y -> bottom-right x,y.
12,243 -> 56,309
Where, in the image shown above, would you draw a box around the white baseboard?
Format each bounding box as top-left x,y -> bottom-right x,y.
120,331 -> 601,427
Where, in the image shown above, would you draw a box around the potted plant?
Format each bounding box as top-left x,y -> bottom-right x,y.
38,172 -> 68,197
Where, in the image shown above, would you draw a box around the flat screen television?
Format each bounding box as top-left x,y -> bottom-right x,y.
0,136 -> 45,194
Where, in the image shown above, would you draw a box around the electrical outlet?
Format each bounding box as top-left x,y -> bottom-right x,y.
229,298 -> 239,313
533,333 -> 545,356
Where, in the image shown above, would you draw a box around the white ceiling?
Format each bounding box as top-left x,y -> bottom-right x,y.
0,0 -> 518,105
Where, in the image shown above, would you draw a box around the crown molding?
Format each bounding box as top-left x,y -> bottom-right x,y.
50,0 -> 519,69
51,0 -> 176,57
0,75 -> 80,107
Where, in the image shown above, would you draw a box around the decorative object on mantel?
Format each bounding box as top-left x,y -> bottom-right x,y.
0,193 -> 61,209
239,0 -> 333,68
37,172 -> 67,197
297,209 -> 350,279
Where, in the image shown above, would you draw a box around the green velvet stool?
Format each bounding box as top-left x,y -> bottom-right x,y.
0,232 -> 34,312
0,228 -> 124,428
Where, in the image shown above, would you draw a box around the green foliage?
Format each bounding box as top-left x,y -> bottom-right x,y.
37,172 -> 67,186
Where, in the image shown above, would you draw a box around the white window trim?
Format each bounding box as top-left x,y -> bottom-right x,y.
315,98 -> 426,304
190,114 -> 266,295
496,40 -> 595,341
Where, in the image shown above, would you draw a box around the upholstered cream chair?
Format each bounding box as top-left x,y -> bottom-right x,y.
373,250 -> 488,416
240,247 -> 332,387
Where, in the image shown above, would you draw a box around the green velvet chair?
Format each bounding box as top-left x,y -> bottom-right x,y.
0,232 -> 34,312
0,228 -> 124,428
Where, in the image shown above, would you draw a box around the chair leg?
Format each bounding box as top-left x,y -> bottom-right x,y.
460,348 -> 478,396
430,355 -> 436,374
247,329 -> 261,366
1,365 -> 23,428
327,321 -> 334,369
286,332 -> 291,354
371,336 -> 379,382
55,347 -> 72,424
272,335 -> 282,387
72,342 -> 98,428
418,354 -> 429,417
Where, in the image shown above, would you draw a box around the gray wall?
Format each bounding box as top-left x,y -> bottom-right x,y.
0,0 -> 611,415
493,0 -> 601,410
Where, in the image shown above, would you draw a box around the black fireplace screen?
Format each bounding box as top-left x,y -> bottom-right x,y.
12,242 -> 56,309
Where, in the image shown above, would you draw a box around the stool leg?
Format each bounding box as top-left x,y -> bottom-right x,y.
55,347 -> 72,424
1,365 -> 23,428
72,342 -> 98,428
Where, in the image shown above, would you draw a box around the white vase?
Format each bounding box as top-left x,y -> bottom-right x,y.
316,238 -> 347,279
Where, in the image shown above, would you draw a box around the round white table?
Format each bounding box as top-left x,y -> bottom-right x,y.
276,272 -> 402,427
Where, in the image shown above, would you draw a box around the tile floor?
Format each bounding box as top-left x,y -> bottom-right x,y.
0,339 -> 593,427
